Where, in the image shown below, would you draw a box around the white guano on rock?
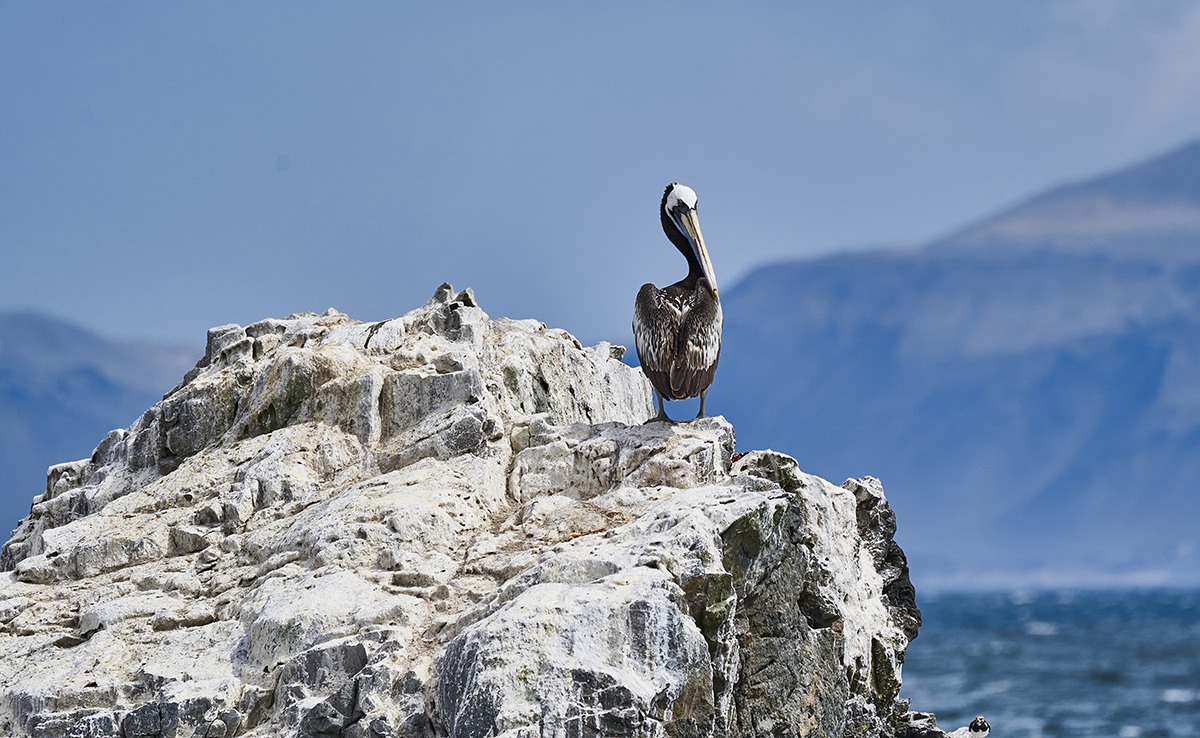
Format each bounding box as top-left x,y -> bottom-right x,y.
0,284 -> 948,738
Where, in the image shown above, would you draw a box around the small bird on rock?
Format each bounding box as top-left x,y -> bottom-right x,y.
947,716 -> 990,738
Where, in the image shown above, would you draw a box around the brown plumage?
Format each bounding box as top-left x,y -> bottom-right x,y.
633,183 -> 722,422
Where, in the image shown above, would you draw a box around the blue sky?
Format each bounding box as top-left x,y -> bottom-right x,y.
4,2 -> 1200,348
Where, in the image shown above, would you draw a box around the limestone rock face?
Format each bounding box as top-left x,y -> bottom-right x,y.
0,285 -> 939,738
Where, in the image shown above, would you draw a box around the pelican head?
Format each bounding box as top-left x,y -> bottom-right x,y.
661,183 -> 719,299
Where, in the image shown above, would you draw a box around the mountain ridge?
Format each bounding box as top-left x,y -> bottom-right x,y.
935,139 -> 1200,257
712,139 -> 1200,589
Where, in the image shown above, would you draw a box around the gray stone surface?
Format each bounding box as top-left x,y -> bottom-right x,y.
0,284 -> 959,737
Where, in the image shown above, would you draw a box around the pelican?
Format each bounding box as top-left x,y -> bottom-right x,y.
633,183 -> 722,422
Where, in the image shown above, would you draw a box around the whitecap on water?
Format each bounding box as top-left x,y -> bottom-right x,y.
1163,688 -> 1195,703
1025,620 -> 1058,636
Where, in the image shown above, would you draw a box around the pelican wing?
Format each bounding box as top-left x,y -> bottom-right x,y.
633,283 -> 682,399
634,282 -> 721,401
671,283 -> 722,399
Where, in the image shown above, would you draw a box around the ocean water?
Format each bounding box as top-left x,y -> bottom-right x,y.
899,590 -> 1200,738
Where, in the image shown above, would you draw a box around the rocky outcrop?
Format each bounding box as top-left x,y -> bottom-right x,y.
0,284 -> 960,737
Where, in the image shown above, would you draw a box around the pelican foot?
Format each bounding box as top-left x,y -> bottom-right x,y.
646,394 -> 675,424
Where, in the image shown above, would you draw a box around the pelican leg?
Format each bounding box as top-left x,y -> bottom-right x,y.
695,389 -> 707,420
646,392 -> 673,424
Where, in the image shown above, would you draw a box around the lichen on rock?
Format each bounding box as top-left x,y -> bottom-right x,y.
0,284 -> 956,737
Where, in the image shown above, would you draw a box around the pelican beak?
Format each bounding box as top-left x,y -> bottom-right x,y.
675,206 -> 719,300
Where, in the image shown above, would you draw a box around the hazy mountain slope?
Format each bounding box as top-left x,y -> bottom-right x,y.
0,312 -> 197,535
943,140 -> 1200,260
711,141 -> 1200,588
